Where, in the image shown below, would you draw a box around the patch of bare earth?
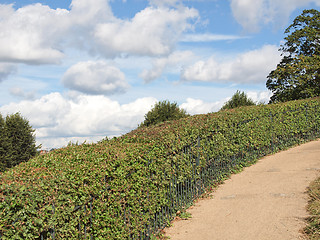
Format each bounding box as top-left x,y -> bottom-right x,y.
165,140 -> 320,240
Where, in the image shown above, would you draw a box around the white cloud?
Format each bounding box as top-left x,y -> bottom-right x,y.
0,93 -> 71,128
0,3 -> 68,64
0,0 -> 118,64
0,0 -> 199,66
93,6 -> 199,57
0,93 -> 157,149
181,45 -> 281,84
180,98 -> 227,114
140,50 -> 195,82
62,61 -> 129,95
247,90 -> 272,104
69,0 -> 114,25
230,0 -> 320,32
66,0 -> 116,51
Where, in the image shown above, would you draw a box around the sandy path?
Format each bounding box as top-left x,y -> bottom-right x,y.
165,140 -> 320,240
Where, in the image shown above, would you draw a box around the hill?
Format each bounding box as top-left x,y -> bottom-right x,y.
1,98 -> 320,239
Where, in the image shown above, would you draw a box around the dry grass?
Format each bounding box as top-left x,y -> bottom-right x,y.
305,177 -> 320,239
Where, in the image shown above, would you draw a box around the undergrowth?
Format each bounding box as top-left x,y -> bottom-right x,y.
305,177 -> 320,239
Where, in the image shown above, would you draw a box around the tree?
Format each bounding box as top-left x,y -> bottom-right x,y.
266,9 -> 320,103
140,100 -> 189,127
1,113 -> 38,170
0,113 -> 7,172
220,91 -> 256,111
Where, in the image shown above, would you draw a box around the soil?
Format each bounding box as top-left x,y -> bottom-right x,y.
164,140 -> 320,240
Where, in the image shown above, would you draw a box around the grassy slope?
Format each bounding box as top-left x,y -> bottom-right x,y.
305,177 -> 320,239
0,97 -> 320,239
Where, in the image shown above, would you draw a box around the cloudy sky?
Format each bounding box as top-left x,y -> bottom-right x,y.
0,0 -> 319,149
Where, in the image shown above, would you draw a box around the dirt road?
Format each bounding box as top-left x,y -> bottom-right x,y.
165,140 -> 320,240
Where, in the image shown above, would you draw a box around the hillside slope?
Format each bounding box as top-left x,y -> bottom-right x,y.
1,98 -> 320,239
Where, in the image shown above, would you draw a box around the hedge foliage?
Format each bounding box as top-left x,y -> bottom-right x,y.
0,98 -> 320,239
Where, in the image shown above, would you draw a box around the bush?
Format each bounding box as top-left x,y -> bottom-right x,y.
220,90 -> 256,111
140,100 -> 189,127
0,114 -> 6,172
0,112 -> 38,171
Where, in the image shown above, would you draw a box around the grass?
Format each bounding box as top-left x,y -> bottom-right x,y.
305,177 -> 320,239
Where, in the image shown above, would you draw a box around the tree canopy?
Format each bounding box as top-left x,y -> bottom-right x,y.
0,112 -> 38,171
266,9 -> 320,103
0,114 -> 6,171
140,100 -> 189,127
220,91 -> 256,111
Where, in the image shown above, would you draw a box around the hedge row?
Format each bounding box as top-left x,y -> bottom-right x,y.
0,98 -> 320,239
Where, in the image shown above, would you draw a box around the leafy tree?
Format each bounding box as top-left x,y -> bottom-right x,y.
220,90 -> 256,111
0,113 -> 7,172
266,9 -> 320,103
140,100 -> 189,127
1,113 -> 38,170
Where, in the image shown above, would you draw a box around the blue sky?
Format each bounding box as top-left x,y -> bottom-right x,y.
0,0 -> 319,149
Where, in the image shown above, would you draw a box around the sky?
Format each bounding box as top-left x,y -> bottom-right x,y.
0,0 -> 319,149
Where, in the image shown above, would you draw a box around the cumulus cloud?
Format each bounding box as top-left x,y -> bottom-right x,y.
0,0 -> 199,66
140,50 -> 195,82
0,3 -> 68,64
62,61 -> 129,95
93,6 -> 198,57
1,92 -> 71,128
0,93 -> 157,149
180,98 -> 227,114
230,0 -> 320,32
0,0 -> 115,64
247,90 -> 272,104
69,0 -> 114,25
181,45 -> 281,84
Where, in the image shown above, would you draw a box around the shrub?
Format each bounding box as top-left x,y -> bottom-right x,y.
0,112 -> 38,171
220,90 -> 256,111
140,100 -> 189,127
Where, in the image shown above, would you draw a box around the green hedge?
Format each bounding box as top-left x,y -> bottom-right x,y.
0,98 -> 320,239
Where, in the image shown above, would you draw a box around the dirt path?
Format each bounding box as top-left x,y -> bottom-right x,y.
165,140 -> 320,240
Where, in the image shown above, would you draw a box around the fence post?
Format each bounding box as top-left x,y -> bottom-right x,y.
196,136 -> 202,196
196,136 -> 200,167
